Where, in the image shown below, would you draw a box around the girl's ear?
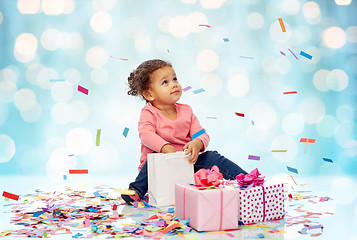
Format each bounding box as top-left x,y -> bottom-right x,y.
143,89 -> 154,102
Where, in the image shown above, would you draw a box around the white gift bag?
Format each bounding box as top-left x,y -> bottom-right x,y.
148,151 -> 194,207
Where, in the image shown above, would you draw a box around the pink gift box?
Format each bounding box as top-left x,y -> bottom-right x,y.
239,183 -> 285,224
175,183 -> 239,231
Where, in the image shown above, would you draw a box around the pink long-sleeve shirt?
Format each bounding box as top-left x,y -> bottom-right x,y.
137,103 -> 210,171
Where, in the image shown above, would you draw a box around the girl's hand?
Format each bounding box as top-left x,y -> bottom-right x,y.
183,138 -> 204,164
161,144 -> 176,153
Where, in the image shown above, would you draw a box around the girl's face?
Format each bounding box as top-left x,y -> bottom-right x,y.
144,66 -> 182,106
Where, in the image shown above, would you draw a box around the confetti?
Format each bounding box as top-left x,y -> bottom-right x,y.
280,51 -> 286,56
2,191 -> 19,201
278,18 -> 286,32
96,129 -> 101,146
300,51 -> 312,60
235,112 -> 245,117
223,38 -> 229,42
198,24 -> 210,28
271,150 -> 287,152
288,48 -> 299,60
193,88 -> 205,94
110,56 -> 128,60
239,56 -> 254,59
283,91 -> 297,94
322,158 -> 333,163
182,86 -> 192,92
207,116 -> 217,119
49,79 -> 65,82
123,127 -> 129,137
77,85 -> 89,95
192,129 -> 205,139
300,138 -> 315,153
69,169 -> 88,174
251,120 -> 254,125
248,155 -> 260,160
63,175 -> 67,180
287,166 -> 298,174
226,232 -> 235,237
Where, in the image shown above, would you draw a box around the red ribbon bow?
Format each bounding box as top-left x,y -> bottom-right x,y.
236,168 -> 265,187
194,165 -> 223,187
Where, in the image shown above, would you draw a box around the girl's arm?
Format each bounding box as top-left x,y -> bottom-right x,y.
138,108 -> 173,153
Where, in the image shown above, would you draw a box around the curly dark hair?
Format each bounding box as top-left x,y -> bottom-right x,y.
127,59 -> 172,102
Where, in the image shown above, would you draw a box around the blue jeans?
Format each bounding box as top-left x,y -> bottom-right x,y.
128,150 -> 247,199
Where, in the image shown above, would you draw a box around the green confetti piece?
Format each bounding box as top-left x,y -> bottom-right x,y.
96,129 -> 101,146
271,150 -> 287,152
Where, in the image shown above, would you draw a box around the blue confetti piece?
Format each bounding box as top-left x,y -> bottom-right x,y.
192,129 -> 205,139
167,207 -> 174,213
251,120 -> 255,125
287,166 -> 298,174
123,127 -> 129,137
258,233 -> 265,238
63,174 -> 67,180
193,88 -> 205,94
223,38 -> 229,42
300,51 -> 312,60
323,158 -> 333,163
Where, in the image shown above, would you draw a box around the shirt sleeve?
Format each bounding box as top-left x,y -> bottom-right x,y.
190,112 -> 210,151
138,108 -> 169,153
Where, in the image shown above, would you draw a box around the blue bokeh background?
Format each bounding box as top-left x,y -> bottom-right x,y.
0,0 -> 356,181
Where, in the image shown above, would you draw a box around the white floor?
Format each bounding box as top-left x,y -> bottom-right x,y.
0,175 -> 356,240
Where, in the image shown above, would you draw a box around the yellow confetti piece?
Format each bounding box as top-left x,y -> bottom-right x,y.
278,229 -> 286,233
114,189 -> 136,195
295,194 -> 304,199
208,231 -> 226,235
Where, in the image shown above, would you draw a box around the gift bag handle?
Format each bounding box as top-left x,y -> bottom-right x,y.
164,150 -> 191,161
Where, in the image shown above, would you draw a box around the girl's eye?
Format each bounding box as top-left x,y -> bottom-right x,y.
173,77 -> 178,81
162,80 -> 167,85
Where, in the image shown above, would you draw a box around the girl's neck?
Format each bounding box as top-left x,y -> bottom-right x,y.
152,103 -> 177,120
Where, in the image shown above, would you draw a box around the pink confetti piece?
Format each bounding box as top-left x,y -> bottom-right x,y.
110,56 -> 128,61
198,24 -> 211,28
226,233 -> 235,237
288,48 -> 299,60
78,85 -> 89,95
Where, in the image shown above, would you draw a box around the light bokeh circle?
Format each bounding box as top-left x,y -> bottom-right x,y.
90,11 -> 112,33
283,0 -> 300,15
196,50 -> 219,72
227,75 -> 250,97
298,97 -> 325,124
17,0 -> 40,14
327,69 -> 349,91
169,15 -> 191,38
41,28 -> 63,50
134,35 -> 152,53
15,33 -> 38,56
282,113 -> 305,136
51,82 -> 73,102
0,134 -> 16,163
247,12 -> 264,29
249,103 -> 277,130
91,68 -> 108,84
313,69 -> 330,92
19,102 -> 42,123
0,80 -> 17,103
14,88 -> 37,111
85,46 -> 108,68
331,177 -> 357,205
70,100 -> 90,123
315,115 -> 338,137
200,74 -> 222,96
46,147 -> 77,182
322,26 -> 346,49
66,128 -> 93,155
336,104 -> 354,122
0,103 -> 8,125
